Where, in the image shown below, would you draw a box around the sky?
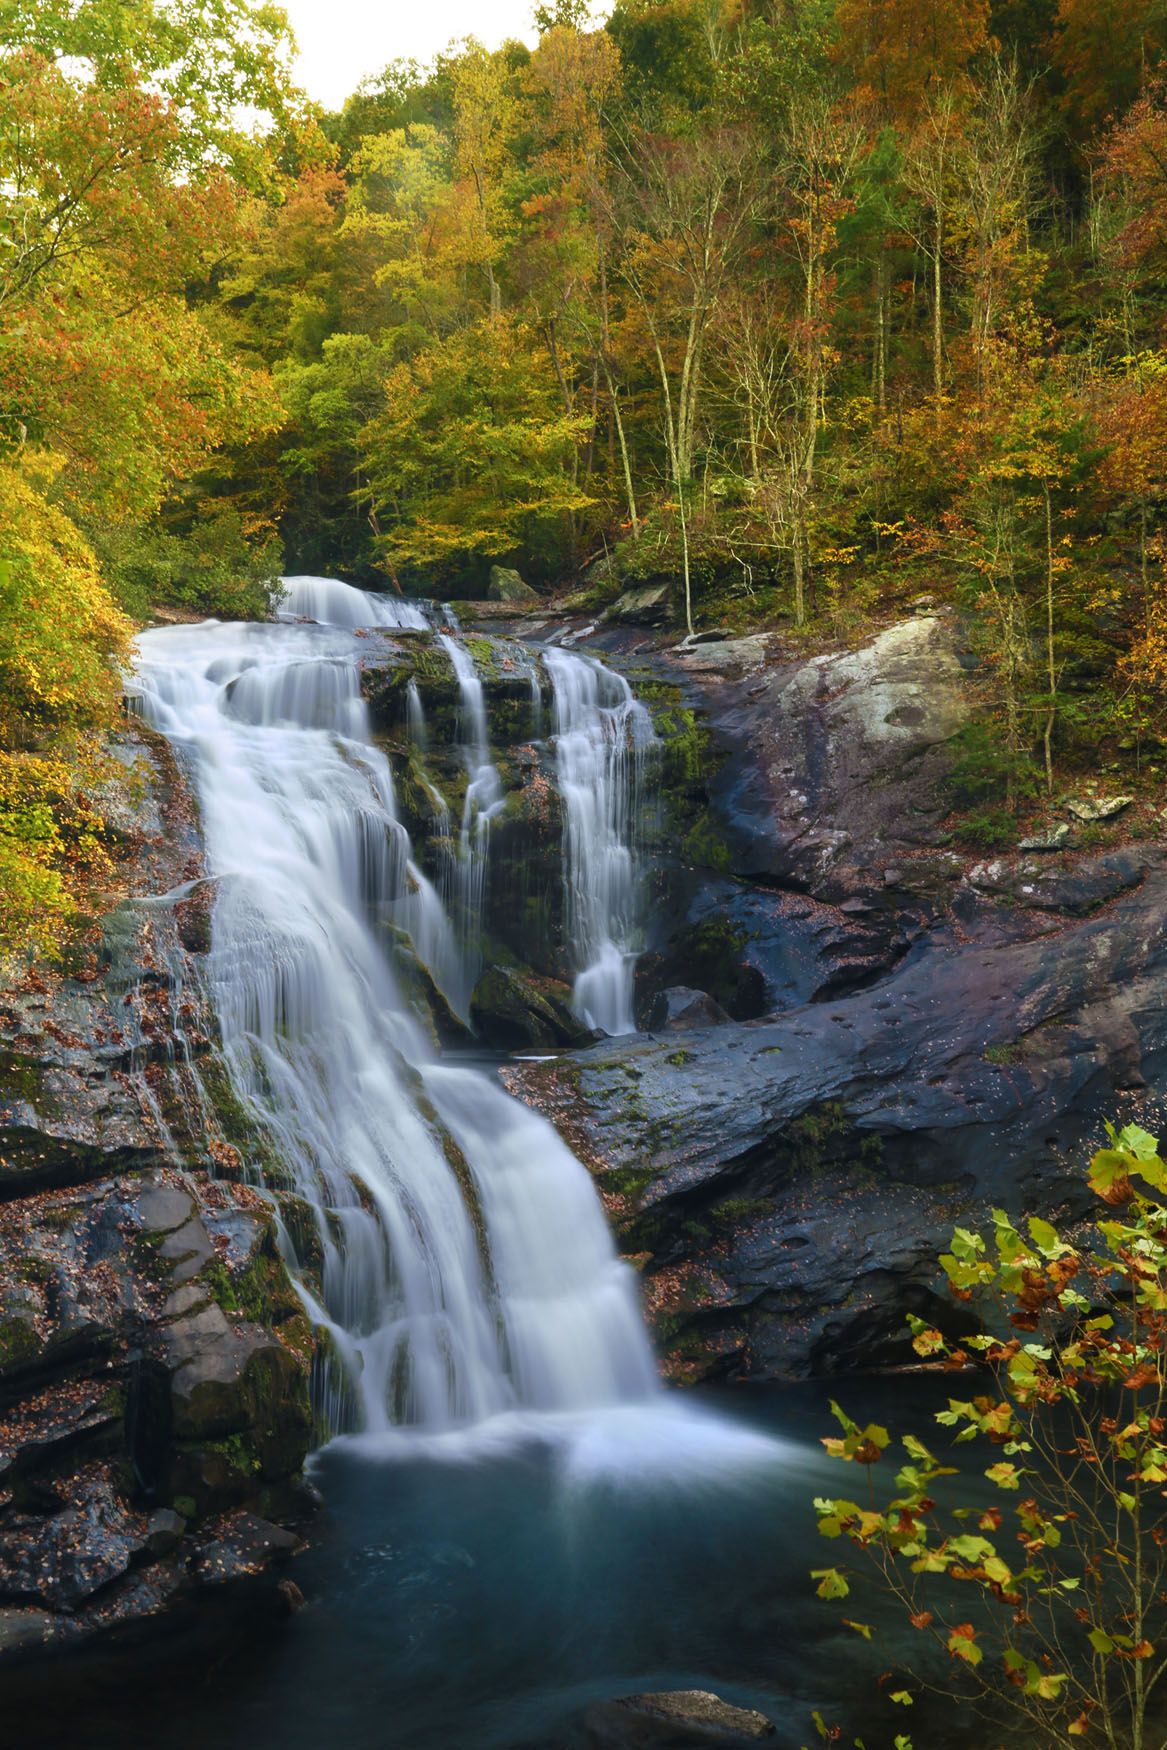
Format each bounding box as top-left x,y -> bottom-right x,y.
280,0 -> 542,110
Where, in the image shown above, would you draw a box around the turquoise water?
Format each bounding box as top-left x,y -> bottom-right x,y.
20,1382 -> 968,1750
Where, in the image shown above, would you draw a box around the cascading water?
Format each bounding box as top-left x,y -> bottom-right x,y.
436,633 -> 505,1011
544,647 -> 656,1037
278,572 -> 430,631
131,580 -> 659,1440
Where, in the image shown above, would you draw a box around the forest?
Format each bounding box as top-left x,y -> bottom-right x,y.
4,0 -> 1167,951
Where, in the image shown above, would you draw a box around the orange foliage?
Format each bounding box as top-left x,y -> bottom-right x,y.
832,0 -> 990,122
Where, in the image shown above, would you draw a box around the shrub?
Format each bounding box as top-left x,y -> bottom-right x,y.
811,1122 -> 1167,1749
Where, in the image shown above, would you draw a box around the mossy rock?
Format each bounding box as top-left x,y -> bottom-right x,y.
469,965 -> 594,1050
488,565 -> 541,605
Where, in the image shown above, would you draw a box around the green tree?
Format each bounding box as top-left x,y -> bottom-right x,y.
360,316 -> 594,584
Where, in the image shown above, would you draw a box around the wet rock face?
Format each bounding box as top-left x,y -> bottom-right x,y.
634,615 -> 973,1006
495,610 -> 1167,1385
0,1169 -> 313,1663
693,613 -> 968,896
0,729 -> 313,1670
510,855 -> 1167,1382
361,630 -> 575,988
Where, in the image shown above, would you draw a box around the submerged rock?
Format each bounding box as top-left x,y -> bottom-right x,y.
584,1689 -> 776,1746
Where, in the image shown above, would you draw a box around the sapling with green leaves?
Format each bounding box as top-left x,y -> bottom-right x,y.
811,1122 -> 1167,1749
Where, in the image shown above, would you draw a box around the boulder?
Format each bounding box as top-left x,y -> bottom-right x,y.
0,1468 -> 146,1610
647,987 -> 731,1030
1066,794 -> 1133,823
143,1508 -> 186,1557
584,1690 -> 776,1747
193,1512 -> 301,1587
470,965 -> 595,1050
602,584 -> 672,626
1019,822 -> 1073,852
676,628 -> 732,649
487,565 -> 541,605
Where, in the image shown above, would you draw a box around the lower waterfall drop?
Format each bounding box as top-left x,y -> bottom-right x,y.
131,580 -> 660,1442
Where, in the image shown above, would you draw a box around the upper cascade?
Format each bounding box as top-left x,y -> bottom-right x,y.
437,632 -> 505,1011
130,591 -> 659,1440
277,573 -> 432,631
545,646 -> 656,1037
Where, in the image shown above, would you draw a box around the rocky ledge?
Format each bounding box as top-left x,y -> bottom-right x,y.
505,608 -> 1167,1384
0,727 -> 314,1669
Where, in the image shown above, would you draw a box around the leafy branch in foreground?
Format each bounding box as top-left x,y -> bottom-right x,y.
812,1122 -> 1167,1750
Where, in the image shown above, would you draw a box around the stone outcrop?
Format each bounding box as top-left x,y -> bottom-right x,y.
0,728 -> 314,1670
503,609 -> 1167,1384
361,630 -> 578,996
677,612 -> 968,904
601,584 -> 672,625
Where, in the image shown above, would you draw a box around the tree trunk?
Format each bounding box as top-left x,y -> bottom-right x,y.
932,210 -> 943,399
1042,483 -> 1056,796
651,332 -> 692,633
874,250 -> 887,414
792,505 -> 806,629
600,355 -> 639,540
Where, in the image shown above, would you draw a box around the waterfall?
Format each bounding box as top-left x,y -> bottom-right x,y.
544,647 -> 655,1037
405,680 -> 428,749
277,573 -> 430,630
131,605 -> 659,1440
436,633 -> 505,1011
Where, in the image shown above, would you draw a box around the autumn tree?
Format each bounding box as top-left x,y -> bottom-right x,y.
833,0 -> 990,124
813,1120 -> 1167,1750
0,0 -> 303,955
947,331 -> 1094,797
1053,0 -> 1167,139
770,96 -> 864,625
614,123 -> 763,631
514,24 -> 631,542
359,316 -> 594,583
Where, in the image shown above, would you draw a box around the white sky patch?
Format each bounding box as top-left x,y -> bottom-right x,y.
281,0 -> 541,110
